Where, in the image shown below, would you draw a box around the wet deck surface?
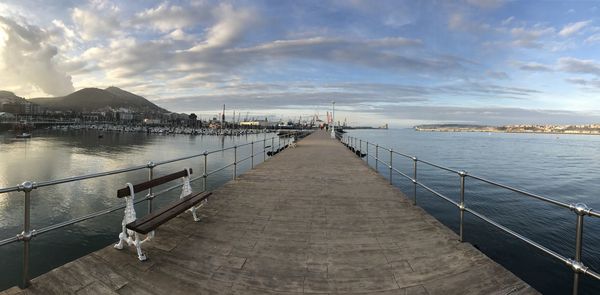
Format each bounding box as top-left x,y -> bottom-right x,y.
2,130 -> 538,294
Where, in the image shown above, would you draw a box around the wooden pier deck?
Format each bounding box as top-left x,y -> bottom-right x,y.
2,130 -> 537,294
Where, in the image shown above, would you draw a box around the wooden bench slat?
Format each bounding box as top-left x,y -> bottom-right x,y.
126,191 -> 211,234
117,168 -> 193,198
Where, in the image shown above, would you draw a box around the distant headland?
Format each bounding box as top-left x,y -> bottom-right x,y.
414,124 -> 600,135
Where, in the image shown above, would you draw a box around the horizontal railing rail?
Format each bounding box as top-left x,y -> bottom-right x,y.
0,129 -> 312,289
343,135 -> 600,295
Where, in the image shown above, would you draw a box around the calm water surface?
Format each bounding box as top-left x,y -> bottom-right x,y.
2,128 -> 600,293
0,129 -> 277,290
346,129 -> 600,295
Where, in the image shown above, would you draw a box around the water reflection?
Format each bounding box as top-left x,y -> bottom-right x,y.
0,130 -> 274,290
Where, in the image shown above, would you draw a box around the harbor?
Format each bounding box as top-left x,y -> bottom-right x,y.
0,130 -> 537,294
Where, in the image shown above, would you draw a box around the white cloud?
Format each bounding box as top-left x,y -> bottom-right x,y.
134,2 -> 207,32
585,33 -> 600,44
510,25 -> 555,48
71,7 -> 120,40
558,20 -> 591,37
167,29 -> 193,41
501,16 -> 515,26
0,16 -> 74,96
194,4 -> 258,50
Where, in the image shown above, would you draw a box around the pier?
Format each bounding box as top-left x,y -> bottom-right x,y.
1,130 -> 536,294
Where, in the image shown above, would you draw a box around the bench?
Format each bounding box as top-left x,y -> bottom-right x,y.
114,168 -> 211,261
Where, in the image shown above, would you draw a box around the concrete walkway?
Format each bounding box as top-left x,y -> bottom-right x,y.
2,130 -> 537,294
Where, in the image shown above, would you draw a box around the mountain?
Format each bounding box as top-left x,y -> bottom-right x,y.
0,91 -> 29,104
29,87 -> 168,113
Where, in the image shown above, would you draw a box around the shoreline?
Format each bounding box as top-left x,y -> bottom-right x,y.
415,128 -> 600,136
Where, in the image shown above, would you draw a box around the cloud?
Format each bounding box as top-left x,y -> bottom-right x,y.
0,16 -> 75,96
189,3 -> 258,51
133,2 -> 208,32
368,105 -> 600,125
558,20 -> 591,37
501,16 -> 515,26
565,78 -> 600,90
71,7 -> 120,40
510,25 -> 555,48
585,33 -> 600,44
485,70 -> 509,80
517,62 -> 553,72
465,0 -> 506,9
152,79 -> 540,117
229,37 -> 457,75
558,57 -> 600,76
448,13 -> 491,32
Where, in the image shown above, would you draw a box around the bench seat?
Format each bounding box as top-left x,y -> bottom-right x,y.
126,191 -> 211,234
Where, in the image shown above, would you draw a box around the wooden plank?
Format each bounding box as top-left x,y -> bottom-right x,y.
117,168 -> 193,198
126,191 -> 211,234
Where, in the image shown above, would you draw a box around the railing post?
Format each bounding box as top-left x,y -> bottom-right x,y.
359,139 -> 362,157
375,144 -> 379,173
366,142 -> 369,166
263,139 -> 266,161
233,145 -> 237,180
389,148 -> 393,185
18,181 -> 35,289
458,171 -> 467,242
570,203 -> 591,295
412,157 -> 418,205
146,161 -> 155,214
271,137 -> 274,155
203,151 -> 208,191
251,141 -> 254,169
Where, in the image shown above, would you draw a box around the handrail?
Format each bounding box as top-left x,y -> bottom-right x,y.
0,129 -> 312,289
343,135 -> 600,295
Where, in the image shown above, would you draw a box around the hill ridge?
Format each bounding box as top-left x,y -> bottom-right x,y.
28,87 -> 168,113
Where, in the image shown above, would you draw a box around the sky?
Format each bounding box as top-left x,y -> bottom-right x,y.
1,0 -> 600,126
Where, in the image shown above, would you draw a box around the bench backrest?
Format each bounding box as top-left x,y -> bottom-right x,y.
117,168 -> 193,198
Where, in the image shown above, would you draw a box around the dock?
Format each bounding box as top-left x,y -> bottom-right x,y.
1,130 -> 537,294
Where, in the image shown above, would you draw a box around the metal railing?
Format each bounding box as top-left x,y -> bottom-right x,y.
343,135 -> 600,295
0,130 -> 311,289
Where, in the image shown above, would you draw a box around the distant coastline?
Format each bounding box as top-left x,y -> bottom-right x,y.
414,124 -> 600,135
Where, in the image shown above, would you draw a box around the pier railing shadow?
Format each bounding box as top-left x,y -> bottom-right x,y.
0,130 -> 312,290
343,135 -> 600,295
